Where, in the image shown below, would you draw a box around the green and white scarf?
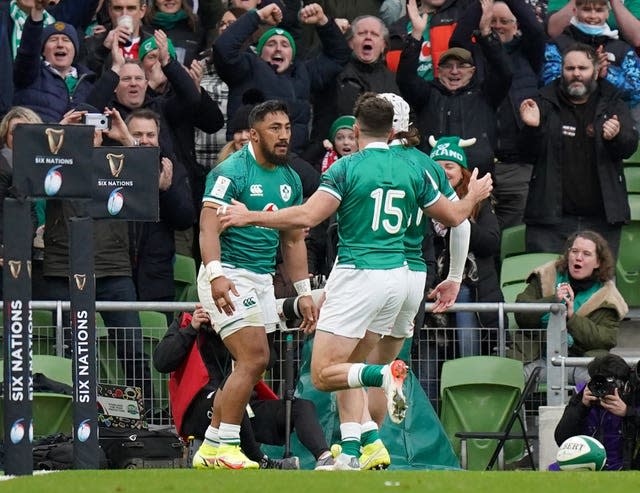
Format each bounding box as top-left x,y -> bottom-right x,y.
9,0 -> 55,59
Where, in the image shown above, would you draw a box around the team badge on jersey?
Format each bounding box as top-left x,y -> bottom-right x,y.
211,176 -> 231,198
280,184 -> 292,202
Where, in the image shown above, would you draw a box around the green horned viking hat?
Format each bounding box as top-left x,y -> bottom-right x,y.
428,135 -> 477,169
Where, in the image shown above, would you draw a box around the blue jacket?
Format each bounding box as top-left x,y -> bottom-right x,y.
13,17 -> 95,122
212,10 -> 350,154
0,0 -> 98,118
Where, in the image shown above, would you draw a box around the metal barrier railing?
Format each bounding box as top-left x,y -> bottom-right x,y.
27,298 -> 569,416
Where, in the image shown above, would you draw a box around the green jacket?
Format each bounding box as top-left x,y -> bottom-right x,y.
508,261 -> 628,363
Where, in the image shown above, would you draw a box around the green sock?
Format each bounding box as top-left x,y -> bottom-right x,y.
360,364 -> 385,387
361,429 -> 380,447
340,438 -> 360,457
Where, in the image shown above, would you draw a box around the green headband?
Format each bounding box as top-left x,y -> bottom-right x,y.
256,27 -> 297,60
139,36 -> 177,61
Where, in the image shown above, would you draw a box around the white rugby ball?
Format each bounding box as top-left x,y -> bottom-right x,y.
107,187 -> 124,216
44,165 -> 63,196
557,435 -> 606,471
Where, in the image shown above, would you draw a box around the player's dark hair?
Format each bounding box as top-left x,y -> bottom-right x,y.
248,100 -> 290,128
353,92 -> 393,138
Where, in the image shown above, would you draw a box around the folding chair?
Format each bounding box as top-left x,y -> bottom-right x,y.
440,356 -> 525,470
500,224 -> 526,261
500,253 -> 560,288
455,365 -> 541,470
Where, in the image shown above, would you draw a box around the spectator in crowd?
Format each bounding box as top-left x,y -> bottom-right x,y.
40,106 -> 153,412
154,306 -> 334,470
307,15 -> 400,165
126,109 -> 195,316
430,135 -> 503,357
195,7 -> 247,169
546,0 -> 640,48
449,0 -> 545,230
216,99 -> 254,164
212,2 -> 351,154
143,0 -> 205,66
387,0 -> 475,77
0,0 -> 98,117
13,10 -> 95,123
397,0 -> 513,178
218,93 -> 493,470
192,100 -> 317,470
319,115 -> 357,172
542,0 -> 640,121
85,0 -> 152,75
519,43 -> 638,258
137,32 -> 224,253
0,106 -> 42,300
553,354 -> 640,470
508,230 -> 628,384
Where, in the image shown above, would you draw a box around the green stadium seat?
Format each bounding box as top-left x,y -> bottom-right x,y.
173,254 -> 198,302
616,195 -> 640,307
500,224 -> 526,261
624,166 -> 640,194
439,356 -> 526,470
501,282 -> 528,331
500,253 -> 560,288
139,311 -> 169,420
0,355 -> 73,437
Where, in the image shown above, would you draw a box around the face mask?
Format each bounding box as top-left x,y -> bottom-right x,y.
573,20 -> 607,36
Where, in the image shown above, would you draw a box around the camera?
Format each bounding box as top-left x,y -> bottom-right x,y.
83,113 -> 111,130
587,375 -> 626,398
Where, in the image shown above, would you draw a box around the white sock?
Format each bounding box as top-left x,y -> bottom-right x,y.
347,363 -> 366,388
204,426 -> 219,447
361,420 -> 378,434
218,422 -> 241,445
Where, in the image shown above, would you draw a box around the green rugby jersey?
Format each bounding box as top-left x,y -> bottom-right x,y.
390,143 -> 457,271
202,145 -> 303,274
319,143 -> 440,269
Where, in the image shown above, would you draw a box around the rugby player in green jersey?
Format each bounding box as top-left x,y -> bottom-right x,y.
219,93 -> 492,469
193,100 -> 318,470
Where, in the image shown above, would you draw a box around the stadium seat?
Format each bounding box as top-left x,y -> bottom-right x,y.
173,254 -> 198,302
454,366 -> 540,470
500,253 -> 560,288
139,311 -> 170,420
500,224 -> 526,261
501,282 -> 528,331
624,166 -> 640,194
439,356 -> 526,470
0,355 -> 73,437
616,194 -> 640,307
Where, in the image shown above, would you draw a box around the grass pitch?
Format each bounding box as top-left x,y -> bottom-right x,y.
2,469 -> 640,493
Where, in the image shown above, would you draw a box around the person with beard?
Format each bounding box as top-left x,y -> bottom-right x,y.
542,0 -> 640,121
192,100 -> 317,470
519,43 -> 638,259
508,231 -> 628,386
217,92 -> 493,470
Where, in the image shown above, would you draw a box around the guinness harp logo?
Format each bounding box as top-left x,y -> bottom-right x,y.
45,128 -> 65,155
74,274 -> 87,291
8,260 -> 21,279
107,153 -> 125,178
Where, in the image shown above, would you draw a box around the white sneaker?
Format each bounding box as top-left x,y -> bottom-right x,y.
330,453 -> 361,471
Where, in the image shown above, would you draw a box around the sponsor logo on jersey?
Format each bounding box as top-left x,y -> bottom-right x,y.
280,184 -> 292,202
242,297 -> 256,308
263,203 -> 279,212
562,125 -> 576,137
250,184 -> 263,197
211,176 -> 231,198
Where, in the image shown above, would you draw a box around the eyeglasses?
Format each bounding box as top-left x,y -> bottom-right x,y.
491,17 -> 516,26
438,62 -> 473,71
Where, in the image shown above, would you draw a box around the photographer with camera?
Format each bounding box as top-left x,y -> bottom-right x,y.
553,354 -> 640,470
